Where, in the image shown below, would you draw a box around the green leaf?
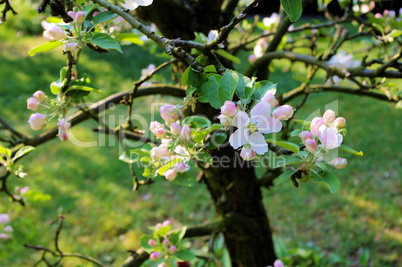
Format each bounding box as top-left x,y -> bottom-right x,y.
293,119 -> 311,127
310,170 -> 340,193
340,144 -> 363,156
290,129 -> 302,137
274,170 -> 296,185
204,65 -> 217,73
90,33 -> 122,53
234,71 -> 252,99
174,250 -> 196,261
28,41 -> 63,56
217,71 -> 239,104
252,81 -> 277,100
119,149 -> 150,163
82,5 -> 97,16
280,0 -> 303,22
92,11 -> 118,25
139,235 -> 154,251
0,145 -> 11,158
215,49 -> 241,64
12,146 -> 35,162
272,155 -> 304,168
206,75 -> 223,108
266,139 -> 299,154
193,124 -> 223,142
196,151 -> 213,164
158,158 -> 183,175
181,67 -> 208,88
204,132 -> 227,150
115,33 -> 144,45
183,116 -> 211,129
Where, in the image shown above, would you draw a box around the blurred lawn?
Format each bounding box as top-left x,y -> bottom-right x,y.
0,8 -> 401,267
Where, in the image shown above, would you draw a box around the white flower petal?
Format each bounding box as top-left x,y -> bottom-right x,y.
248,132 -> 268,155
229,129 -> 248,149
232,111 -> 249,129
250,101 -> 271,118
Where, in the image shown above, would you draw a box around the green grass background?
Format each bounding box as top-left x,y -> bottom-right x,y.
0,5 -> 401,267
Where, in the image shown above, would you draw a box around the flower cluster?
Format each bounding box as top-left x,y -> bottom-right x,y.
149,104 -> 191,181
222,93 -> 293,161
327,50 -> 360,83
13,186 -> 29,201
0,214 -> 12,240
299,109 -> 347,169
27,91 -> 71,142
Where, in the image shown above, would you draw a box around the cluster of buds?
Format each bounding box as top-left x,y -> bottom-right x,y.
147,220 -> 178,262
27,91 -> 71,142
299,109 -> 347,169
225,93 -> 293,161
0,214 -> 12,240
352,0 -> 375,14
13,186 -> 29,201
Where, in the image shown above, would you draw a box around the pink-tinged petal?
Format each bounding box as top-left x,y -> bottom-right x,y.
310,117 -> 326,136
248,132 -> 268,155
240,146 -> 256,161
323,109 -> 336,123
329,157 -> 347,169
299,131 -> 313,141
250,101 -> 271,118
257,117 -> 282,134
229,128 -> 248,149
220,101 -> 237,117
232,111 -> 249,129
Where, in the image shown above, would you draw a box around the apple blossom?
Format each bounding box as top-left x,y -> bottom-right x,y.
217,114 -> 232,127
149,121 -> 163,132
170,245 -> 177,253
263,12 -> 279,28
261,92 -> 278,107
122,0 -> 154,11
229,102 -> 282,155
64,42 -> 78,53
0,233 -> 9,239
33,91 -> 47,102
160,104 -> 180,124
162,238 -> 170,245
299,131 -> 313,142
149,251 -> 161,260
153,128 -> 167,139
318,126 -> 343,150
27,97 -> 40,111
0,214 -> 9,224
323,109 -> 336,123
59,132 -> 68,142
333,117 -> 346,128
272,105 -> 293,120
304,139 -> 317,153
274,259 -> 285,267
180,125 -> 191,141
240,145 -> 256,161
310,117 -> 326,136
170,122 -> 181,136
173,162 -> 188,173
148,239 -> 157,247
20,186 -> 29,194
57,119 -> 71,132
43,24 -> 65,41
28,113 -> 47,130
164,169 -> 177,181
162,220 -> 171,227
75,11 -> 86,24
150,146 -> 171,160
329,157 -> 347,169
3,226 -> 12,232
221,101 -> 238,117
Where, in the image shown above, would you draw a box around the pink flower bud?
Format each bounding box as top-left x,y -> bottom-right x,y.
92,11 -> 100,17
180,125 -> 191,142
170,245 -> 177,253
318,126 -> 343,150
162,220 -> 171,227
220,101 -> 237,117
217,114 -> 232,127
153,128 -> 167,139
149,252 -> 161,260
173,162 -> 187,173
0,214 -> 10,224
157,264 -> 166,267
148,239 -> 157,247
333,117 -> 346,128
323,109 -> 336,123
149,121 -> 163,132
3,225 -> 12,232
160,104 -> 180,124
57,119 -> 71,132
240,146 -> 256,161
164,169 -> 177,181
33,91 -> 47,102
170,122 -> 181,136
273,105 -> 293,120
64,42 -> 78,53
329,157 -> 347,169
59,132 -> 68,142
162,239 -> 170,245
0,233 -> 10,239
28,113 -> 47,130
20,186 -> 29,194
75,11 -> 86,24
248,54 -> 257,63
68,11 -> 76,19
274,259 -> 285,267
310,117 -> 326,136
304,139 -> 317,153
27,97 -> 40,111
299,131 -> 313,142
43,24 -> 65,41
155,223 -> 162,230
261,93 -> 278,107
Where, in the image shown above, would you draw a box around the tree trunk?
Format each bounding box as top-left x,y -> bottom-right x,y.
201,146 -> 277,266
